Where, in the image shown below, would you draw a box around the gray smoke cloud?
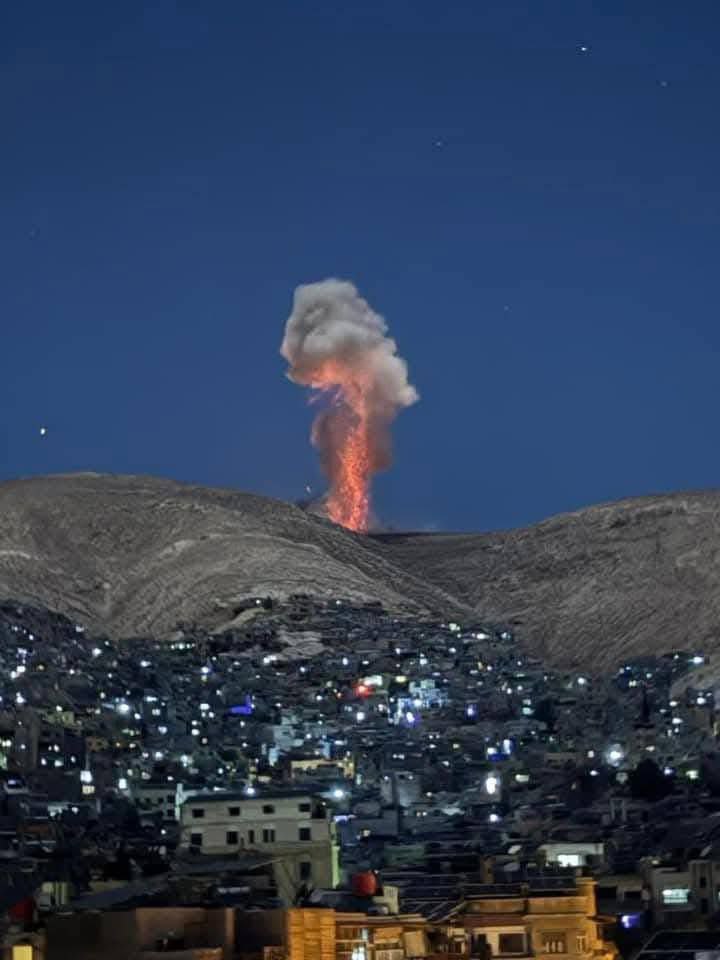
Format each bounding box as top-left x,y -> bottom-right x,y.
280,279 -> 419,528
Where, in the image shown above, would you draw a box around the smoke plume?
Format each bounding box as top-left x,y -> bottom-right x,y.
281,279 -> 418,532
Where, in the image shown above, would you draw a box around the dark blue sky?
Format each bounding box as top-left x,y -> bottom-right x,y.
3,0 -> 720,532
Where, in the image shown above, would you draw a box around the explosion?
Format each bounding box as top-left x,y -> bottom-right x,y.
281,280 -> 418,532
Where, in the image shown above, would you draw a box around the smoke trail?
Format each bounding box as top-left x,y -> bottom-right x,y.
281,279 -> 419,532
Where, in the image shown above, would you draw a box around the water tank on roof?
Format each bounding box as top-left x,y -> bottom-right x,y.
351,871 -> 378,897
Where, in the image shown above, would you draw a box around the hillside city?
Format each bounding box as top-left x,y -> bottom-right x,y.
1,594 -> 720,960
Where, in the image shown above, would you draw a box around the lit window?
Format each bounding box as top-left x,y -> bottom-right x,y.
557,854 -> 582,868
662,888 -> 690,904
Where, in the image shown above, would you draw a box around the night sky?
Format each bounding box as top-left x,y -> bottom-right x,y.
3,1 -> 720,532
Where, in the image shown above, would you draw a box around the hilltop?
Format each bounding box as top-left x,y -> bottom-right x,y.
0,473 -> 467,639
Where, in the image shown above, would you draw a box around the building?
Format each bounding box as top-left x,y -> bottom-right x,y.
397,875 -> 618,960
538,843 -> 605,869
179,790 -> 339,902
132,781 -> 179,822
45,905 -> 233,960
284,907 -> 428,960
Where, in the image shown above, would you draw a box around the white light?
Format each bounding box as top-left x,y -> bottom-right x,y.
577,676 -> 587,686
485,775 -> 499,795
356,711 -> 365,722
92,647 -> 102,658
80,770 -> 93,784
116,703 -> 130,715
692,655 -> 705,665
118,777 -> 128,790
332,788 -> 345,799
488,812 -> 500,823
244,785 -> 256,796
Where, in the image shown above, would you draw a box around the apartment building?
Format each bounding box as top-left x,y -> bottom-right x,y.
179,790 -> 339,902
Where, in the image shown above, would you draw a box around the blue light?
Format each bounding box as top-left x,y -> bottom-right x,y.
229,695 -> 253,716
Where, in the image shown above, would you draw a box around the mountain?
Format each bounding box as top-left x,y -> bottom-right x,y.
1,474 -> 717,671
0,473 -> 467,639
377,492 -> 720,670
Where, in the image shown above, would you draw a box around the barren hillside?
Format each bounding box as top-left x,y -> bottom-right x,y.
378,492 -> 720,670
0,473 -> 467,638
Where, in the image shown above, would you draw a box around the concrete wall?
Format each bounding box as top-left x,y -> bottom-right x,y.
46,907 -> 233,960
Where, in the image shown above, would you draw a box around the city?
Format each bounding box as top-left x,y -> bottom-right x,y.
1,594 -> 719,959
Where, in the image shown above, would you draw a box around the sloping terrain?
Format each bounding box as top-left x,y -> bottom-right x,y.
3,474 -> 719,671
0,473 -> 467,638
378,492 -> 720,670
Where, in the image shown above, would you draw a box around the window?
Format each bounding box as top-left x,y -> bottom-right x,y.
576,936 -> 588,953
262,828 -> 276,843
499,934 -> 526,955
191,808 -> 205,819
228,806 -> 240,816
248,829 -> 255,844
262,804 -> 275,814
226,831 -> 239,845
300,860 -> 312,881
190,833 -> 203,847
557,853 -> 581,868
662,888 -> 690,905
299,827 -> 312,841
542,933 -> 566,954
298,802 -> 311,812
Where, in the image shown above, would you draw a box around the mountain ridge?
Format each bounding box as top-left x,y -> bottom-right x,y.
1,473 -> 718,670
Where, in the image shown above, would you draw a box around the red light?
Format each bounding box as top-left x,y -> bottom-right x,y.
356,683 -> 369,697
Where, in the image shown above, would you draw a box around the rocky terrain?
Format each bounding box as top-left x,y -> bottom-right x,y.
0,473 -> 468,639
378,491 -> 720,670
2,474 -> 719,670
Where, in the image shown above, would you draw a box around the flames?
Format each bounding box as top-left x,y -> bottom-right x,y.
309,360 -> 373,532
